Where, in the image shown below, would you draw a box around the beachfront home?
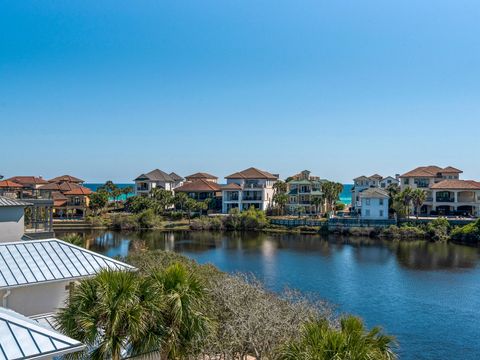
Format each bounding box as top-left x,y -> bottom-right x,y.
286,170 -> 326,215
399,166 -> 480,216
38,180 -> 92,219
222,167 -> 278,213
174,179 -> 222,211
134,169 -> 184,196
0,306 -> 85,359
351,174 -> 398,213
359,188 -> 390,219
4,176 -> 48,198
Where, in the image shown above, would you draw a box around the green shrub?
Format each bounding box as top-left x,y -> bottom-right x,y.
136,209 -> 157,229
125,195 -> 153,214
60,233 -> 84,247
450,219 -> 480,244
426,217 -> 450,241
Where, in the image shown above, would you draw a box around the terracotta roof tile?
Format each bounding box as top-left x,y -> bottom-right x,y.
0,180 -> 23,188
64,186 -> 93,195
221,183 -> 243,190
225,167 -> 278,180
175,179 -> 221,192
430,180 -> 480,190
401,166 -> 462,177
185,172 -> 218,181
48,175 -> 84,183
6,176 -> 48,185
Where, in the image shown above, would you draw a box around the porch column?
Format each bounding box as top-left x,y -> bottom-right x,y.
432,190 -> 436,212
454,191 -> 458,203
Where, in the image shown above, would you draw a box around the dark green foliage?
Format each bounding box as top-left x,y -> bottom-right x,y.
451,219 -> 480,244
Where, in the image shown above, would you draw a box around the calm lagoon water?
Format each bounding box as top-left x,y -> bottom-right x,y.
75,230 -> 480,360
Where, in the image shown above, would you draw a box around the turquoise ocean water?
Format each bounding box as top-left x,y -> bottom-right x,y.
85,183 -> 353,205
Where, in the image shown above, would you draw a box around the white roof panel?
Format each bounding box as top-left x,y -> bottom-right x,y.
0,307 -> 84,360
0,239 -> 135,289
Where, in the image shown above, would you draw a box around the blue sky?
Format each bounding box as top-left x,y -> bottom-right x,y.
1,0 -> 479,183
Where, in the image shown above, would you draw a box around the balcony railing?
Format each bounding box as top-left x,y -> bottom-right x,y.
243,197 -> 263,201
243,183 -> 265,189
436,198 -> 454,203
136,187 -> 149,191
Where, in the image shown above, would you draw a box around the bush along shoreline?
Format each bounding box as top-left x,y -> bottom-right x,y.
56,249 -> 397,359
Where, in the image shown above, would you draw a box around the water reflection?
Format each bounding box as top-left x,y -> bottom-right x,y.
72,230 -> 480,271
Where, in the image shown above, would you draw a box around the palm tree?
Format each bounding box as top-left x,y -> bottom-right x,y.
148,263 -> 210,359
273,193 -> 288,215
399,187 -> 414,219
322,181 -> 344,215
56,270 -> 163,360
411,188 -> 427,220
279,316 -> 397,360
174,192 -> 189,213
311,195 -> 324,217
151,188 -> 174,214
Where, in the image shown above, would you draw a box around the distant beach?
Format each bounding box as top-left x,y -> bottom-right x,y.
84,183 -> 135,201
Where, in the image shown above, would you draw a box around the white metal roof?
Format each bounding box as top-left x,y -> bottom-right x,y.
0,197 -> 32,207
0,239 -> 135,289
0,307 -> 84,360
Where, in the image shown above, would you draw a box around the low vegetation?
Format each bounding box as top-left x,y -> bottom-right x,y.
56,249 -> 394,360
450,218 -> 480,245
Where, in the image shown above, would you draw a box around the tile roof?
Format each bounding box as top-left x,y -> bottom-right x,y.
134,169 -> 175,182
175,179 -> 221,192
221,183 -> 243,190
5,177 -> 48,186
38,182 -> 81,192
430,180 -> 480,190
0,239 -> 135,289
0,197 -> 32,207
63,186 -> 93,196
359,188 -> 390,199
401,166 -> 462,177
169,172 -> 184,181
48,175 -> 84,184
0,181 -> 23,188
369,174 -> 383,179
225,167 -> 278,180
185,172 -> 218,181
0,307 -> 84,360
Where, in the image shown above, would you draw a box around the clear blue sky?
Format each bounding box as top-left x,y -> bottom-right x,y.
1,0 -> 479,183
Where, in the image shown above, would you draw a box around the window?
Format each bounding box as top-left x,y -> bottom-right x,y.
379,199 -> 384,205
404,178 -> 410,185
379,210 -> 384,217
366,199 -> 370,205
366,209 -> 370,216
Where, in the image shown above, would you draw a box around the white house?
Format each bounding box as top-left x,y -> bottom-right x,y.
0,238 -> 135,317
351,174 -> 398,213
0,306 -> 85,359
222,167 -> 278,213
359,188 -> 390,220
0,196 -> 32,243
134,169 -> 184,196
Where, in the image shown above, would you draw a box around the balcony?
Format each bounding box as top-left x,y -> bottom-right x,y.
243,183 -> 264,189
242,196 -> 263,201
136,187 -> 149,191
436,197 -> 454,203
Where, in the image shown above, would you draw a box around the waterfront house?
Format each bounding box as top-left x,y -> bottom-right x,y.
0,180 -> 24,199
222,167 -> 278,213
286,170 -> 326,215
359,188 -> 390,219
134,169 -> 184,196
4,176 -> 48,198
351,174 -> 399,214
399,166 -> 480,216
0,306 -> 85,359
38,181 -> 92,219
48,175 -> 84,184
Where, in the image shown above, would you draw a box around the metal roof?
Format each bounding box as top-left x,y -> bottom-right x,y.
0,197 -> 32,208
0,239 -> 135,289
0,307 -> 84,360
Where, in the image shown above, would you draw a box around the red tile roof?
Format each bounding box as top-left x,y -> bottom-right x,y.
221,183 -> 243,190
0,180 -> 23,188
185,172 -> 218,181
6,176 -> 48,185
401,166 -> 462,177
39,182 -> 81,192
175,179 -> 221,192
430,180 -> 480,190
226,167 -> 278,180
48,175 -> 84,183
64,186 -> 93,195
